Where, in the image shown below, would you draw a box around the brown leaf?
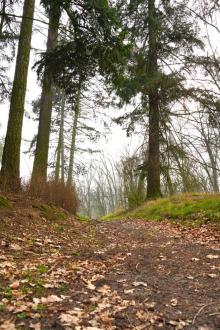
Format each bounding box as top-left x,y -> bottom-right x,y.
0,320 -> 16,330
10,280 -> 20,289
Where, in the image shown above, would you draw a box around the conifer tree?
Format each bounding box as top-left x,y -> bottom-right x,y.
114,0 -> 203,199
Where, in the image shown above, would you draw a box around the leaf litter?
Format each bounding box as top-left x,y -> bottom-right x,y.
0,196 -> 219,329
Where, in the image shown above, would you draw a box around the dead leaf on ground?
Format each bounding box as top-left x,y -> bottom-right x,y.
206,254 -> 219,259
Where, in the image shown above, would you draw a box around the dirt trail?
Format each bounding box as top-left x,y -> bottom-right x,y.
0,213 -> 219,329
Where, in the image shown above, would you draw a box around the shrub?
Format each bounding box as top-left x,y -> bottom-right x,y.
24,179 -> 79,214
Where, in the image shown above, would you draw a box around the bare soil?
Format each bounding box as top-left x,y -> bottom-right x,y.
0,196 -> 219,329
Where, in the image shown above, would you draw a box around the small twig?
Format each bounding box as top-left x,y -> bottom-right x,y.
209,313 -> 220,317
192,303 -> 216,324
135,262 -> 140,273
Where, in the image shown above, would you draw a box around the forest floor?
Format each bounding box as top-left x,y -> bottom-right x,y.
0,194 -> 220,329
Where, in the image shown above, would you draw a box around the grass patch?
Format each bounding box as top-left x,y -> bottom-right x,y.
101,209 -> 128,221
0,195 -> 11,208
76,213 -> 90,222
101,193 -> 220,227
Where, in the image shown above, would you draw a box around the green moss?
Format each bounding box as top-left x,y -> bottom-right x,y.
76,213 -> 90,222
101,209 -> 128,221
0,195 -> 11,208
33,203 -> 67,221
2,287 -> 13,298
33,303 -> 46,312
37,264 -> 48,274
101,193 -> 220,227
0,304 -> 5,311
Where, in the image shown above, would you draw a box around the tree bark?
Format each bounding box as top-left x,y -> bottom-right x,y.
0,0 -> 35,190
146,0 -> 161,199
67,86 -> 81,186
31,5 -> 60,183
0,0 -> 6,37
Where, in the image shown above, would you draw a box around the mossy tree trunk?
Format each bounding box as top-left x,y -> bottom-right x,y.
0,0 -> 35,190
146,0 -> 161,199
31,5 -> 60,183
67,85 -> 81,186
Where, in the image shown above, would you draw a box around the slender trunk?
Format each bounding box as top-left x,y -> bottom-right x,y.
55,143 -> 61,181
165,168 -> 174,195
60,91 -> 65,183
55,90 -> 65,182
0,0 -> 6,36
0,0 -> 35,190
31,5 -> 60,183
146,0 -> 161,199
67,86 -> 81,186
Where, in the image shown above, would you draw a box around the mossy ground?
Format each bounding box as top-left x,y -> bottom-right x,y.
101,193 -> 220,227
32,203 -> 67,221
76,213 -> 90,222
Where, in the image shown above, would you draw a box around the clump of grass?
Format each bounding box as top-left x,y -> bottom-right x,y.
0,195 -> 11,208
101,193 -> 220,227
101,209 -> 127,221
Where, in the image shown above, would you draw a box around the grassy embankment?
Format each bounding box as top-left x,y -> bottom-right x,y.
101,193 -> 220,227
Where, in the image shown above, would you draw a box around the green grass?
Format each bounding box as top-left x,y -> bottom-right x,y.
0,195 -> 11,208
101,193 -> 220,227
76,213 -> 90,222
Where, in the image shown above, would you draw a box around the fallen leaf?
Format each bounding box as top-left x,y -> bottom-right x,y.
30,323 -> 41,330
59,313 -> 79,325
124,289 -> 135,294
170,298 -> 178,306
207,273 -> 218,278
206,254 -> 219,259
186,276 -> 194,280
191,258 -> 200,261
132,281 -> 148,288
87,282 -> 96,290
0,320 -> 16,330
10,280 -> 20,289
10,243 -> 22,251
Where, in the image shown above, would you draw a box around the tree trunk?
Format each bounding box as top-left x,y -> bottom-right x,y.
60,91 -> 65,183
55,91 -> 65,182
67,86 -> 81,186
146,0 -> 161,199
0,0 -> 35,190
0,0 -> 6,36
31,5 -> 60,183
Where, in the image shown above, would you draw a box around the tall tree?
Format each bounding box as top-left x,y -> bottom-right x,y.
114,0 -> 203,199
31,2 -> 61,183
146,0 -> 160,198
55,90 -> 65,183
67,83 -> 81,186
0,0 -> 35,190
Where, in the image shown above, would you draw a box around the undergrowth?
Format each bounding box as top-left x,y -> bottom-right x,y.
25,180 -> 79,214
32,203 -> 67,221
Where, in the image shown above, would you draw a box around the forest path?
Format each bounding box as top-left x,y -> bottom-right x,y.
90,219 -> 220,329
0,214 -> 220,329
